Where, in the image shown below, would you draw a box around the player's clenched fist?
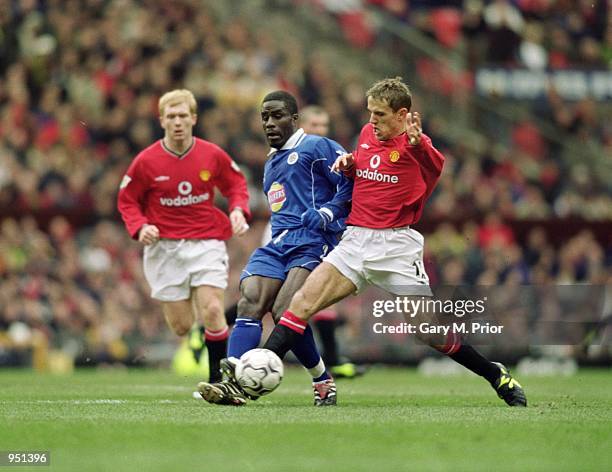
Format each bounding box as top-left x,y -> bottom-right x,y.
331,153 -> 355,173
138,224 -> 160,245
230,208 -> 249,236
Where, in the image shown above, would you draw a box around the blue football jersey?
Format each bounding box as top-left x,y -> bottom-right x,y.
263,129 -> 353,237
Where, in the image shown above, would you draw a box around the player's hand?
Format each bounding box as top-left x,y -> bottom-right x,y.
138,224 -> 159,245
230,208 -> 249,236
301,208 -> 332,231
331,153 -> 354,173
407,111 -> 422,145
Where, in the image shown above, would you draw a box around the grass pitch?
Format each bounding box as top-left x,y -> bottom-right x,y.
1,368 -> 611,471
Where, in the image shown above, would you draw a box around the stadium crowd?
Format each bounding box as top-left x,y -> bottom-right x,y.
0,0 -> 610,366
366,0 -> 610,68
340,0 -> 612,163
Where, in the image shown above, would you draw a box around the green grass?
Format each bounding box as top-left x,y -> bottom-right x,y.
1,368 -> 611,471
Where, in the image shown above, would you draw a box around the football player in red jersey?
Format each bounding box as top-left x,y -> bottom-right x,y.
264,78 -> 526,407
117,89 -> 250,383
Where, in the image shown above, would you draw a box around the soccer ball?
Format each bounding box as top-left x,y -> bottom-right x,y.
235,348 -> 284,397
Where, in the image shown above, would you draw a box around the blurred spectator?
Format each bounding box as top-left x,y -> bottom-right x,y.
484,0 -> 525,64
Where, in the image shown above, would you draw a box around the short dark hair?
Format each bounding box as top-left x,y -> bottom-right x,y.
366,77 -> 412,112
262,90 -> 298,115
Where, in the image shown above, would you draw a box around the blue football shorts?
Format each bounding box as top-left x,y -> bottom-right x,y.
241,227 -> 337,282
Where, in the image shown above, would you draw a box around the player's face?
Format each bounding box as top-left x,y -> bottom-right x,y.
261,100 -> 298,148
367,96 -> 406,141
160,101 -> 196,142
301,113 -> 330,137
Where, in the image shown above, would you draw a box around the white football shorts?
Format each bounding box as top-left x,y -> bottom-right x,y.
323,226 -> 432,296
143,239 -> 228,301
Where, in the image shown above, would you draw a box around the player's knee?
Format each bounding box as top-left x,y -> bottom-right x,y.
202,299 -> 224,324
170,319 -> 192,337
237,286 -> 266,319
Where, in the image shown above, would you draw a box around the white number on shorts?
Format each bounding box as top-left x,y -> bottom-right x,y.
320,244 -> 329,259
413,259 -> 428,283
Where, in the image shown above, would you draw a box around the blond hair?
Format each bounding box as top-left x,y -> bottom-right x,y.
158,89 -> 197,116
366,77 -> 412,112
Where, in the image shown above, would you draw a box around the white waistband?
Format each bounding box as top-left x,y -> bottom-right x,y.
348,225 -> 411,232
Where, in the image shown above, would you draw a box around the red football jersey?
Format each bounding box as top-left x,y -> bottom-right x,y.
117,138 -> 250,240
345,123 -> 445,228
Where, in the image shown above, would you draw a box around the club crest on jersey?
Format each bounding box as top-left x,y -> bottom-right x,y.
199,170 -> 211,181
389,150 -> 400,163
267,182 -> 286,212
287,152 -> 299,165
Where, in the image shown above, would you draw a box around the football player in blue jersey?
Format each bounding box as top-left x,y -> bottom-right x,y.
198,91 -> 353,406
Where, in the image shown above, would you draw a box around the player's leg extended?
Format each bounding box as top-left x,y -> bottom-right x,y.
373,226 -> 526,407
264,262 -> 356,359
192,285 -> 227,383
198,276 -> 282,406
408,298 -> 527,407
272,268 -> 335,401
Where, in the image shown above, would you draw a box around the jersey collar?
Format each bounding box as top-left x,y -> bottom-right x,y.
267,128 -> 306,156
161,138 -> 195,159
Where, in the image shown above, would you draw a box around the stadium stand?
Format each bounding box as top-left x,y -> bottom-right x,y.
0,0 -> 610,368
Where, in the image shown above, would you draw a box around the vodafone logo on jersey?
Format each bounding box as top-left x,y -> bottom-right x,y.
356,154 -> 399,184
160,180 -> 210,207
356,168 -> 399,184
370,154 -> 381,168
268,181 -> 286,212
178,181 -> 192,195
